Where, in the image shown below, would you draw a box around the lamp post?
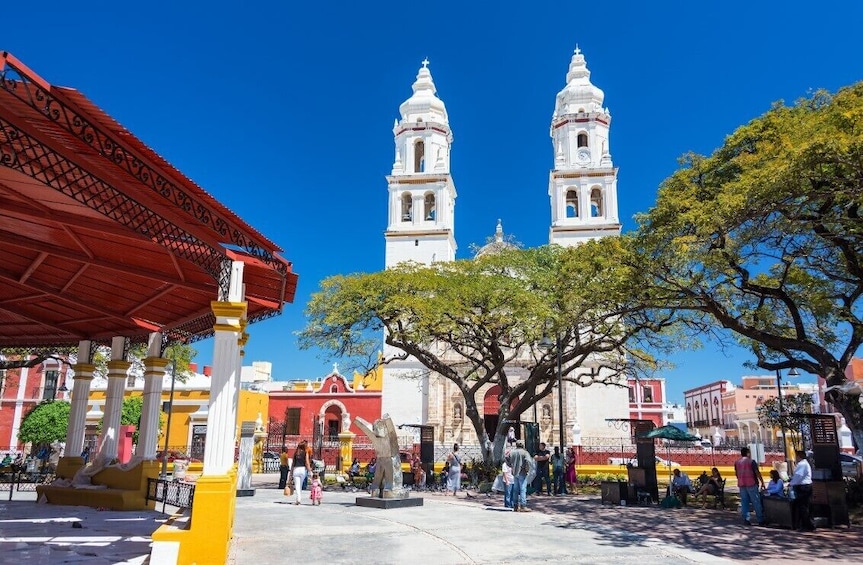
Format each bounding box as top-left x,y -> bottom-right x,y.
54,381 -> 68,400
159,358 -> 178,480
538,333 -> 565,456
775,367 -> 800,468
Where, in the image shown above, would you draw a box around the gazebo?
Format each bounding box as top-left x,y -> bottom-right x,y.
0,51 -> 298,564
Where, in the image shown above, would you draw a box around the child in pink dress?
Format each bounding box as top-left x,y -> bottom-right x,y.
310,471 -> 323,506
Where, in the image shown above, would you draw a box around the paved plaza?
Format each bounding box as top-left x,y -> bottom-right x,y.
1,474 -> 861,564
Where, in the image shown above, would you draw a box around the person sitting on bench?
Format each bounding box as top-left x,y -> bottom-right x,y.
763,469 -> 786,498
695,467 -> 723,506
670,469 -> 694,506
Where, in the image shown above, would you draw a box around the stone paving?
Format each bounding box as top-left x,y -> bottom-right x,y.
0,491 -> 165,564
2,475 -> 861,564
229,477 -> 863,564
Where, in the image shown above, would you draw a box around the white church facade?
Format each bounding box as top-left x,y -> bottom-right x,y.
382,49 -> 629,448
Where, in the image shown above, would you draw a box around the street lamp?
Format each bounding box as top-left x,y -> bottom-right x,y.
538,333 -> 565,457
775,367 -> 800,469
160,357 -> 178,480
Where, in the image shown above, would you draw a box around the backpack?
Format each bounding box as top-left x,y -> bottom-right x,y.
520,455 -> 531,477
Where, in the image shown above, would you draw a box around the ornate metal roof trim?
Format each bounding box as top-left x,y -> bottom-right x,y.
0,52 -> 286,276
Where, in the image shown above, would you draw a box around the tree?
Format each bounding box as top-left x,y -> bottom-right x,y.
95,395 -> 164,446
0,347 -> 76,371
18,400 -> 70,445
633,82 -> 863,448
299,240 -> 678,464
1,343 -> 197,382
755,393 -> 815,450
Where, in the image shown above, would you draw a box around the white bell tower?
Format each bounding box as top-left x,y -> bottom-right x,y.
382,60 -> 457,430
385,59 -> 457,267
548,47 -> 621,246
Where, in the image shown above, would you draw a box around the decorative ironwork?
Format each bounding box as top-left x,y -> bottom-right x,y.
0,58 -> 286,276
0,114 -> 224,279
218,258 -> 233,302
146,478 -> 195,509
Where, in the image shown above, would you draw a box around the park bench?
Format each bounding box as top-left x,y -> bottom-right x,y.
36,459 -> 159,511
711,478 -> 726,509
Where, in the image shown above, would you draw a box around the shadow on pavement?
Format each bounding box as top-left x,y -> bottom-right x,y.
463,492 -> 862,563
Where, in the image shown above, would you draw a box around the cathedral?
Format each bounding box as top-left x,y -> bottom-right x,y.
381,48 -> 630,448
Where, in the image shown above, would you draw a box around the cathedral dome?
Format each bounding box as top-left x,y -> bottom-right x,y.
553,47 -> 605,117
398,59 -> 449,125
474,220 -> 517,258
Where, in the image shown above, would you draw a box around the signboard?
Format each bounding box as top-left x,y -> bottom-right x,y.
811,417 -> 838,446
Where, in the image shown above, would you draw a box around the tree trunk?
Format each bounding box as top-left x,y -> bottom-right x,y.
461,392 -> 493,465
829,392 -> 863,454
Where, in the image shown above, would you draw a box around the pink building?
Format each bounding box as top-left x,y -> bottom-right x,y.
627,377 -> 667,427
683,380 -> 732,437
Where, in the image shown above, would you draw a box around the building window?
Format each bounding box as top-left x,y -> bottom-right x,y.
424,192 -> 436,221
401,193 -> 413,221
285,407 -> 301,435
414,140 -> 425,172
590,188 -> 603,217
43,370 -> 59,400
330,384 -> 338,393
566,189 -> 579,218
642,386 -> 653,403
577,132 -> 588,148
628,387 -> 635,402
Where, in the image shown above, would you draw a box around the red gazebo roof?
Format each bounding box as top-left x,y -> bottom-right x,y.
0,52 -> 298,347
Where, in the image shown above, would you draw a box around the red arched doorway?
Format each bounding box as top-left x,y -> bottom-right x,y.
324,405 -> 341,441
483,385 -> 519,440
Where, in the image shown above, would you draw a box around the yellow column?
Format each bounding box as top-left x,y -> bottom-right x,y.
338,431 -> 356,473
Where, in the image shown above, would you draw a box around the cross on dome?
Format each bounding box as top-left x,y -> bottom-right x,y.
574,45 -> 581,55
421,57 -> 430,68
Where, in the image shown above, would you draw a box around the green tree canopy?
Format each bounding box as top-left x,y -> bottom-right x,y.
94,395 -> 163,446
18,400 -> 70,445
633,82 -> 863,447
300,240 -> 679,463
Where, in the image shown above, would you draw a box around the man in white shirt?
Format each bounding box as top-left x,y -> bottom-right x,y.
788,450 -> 815,531
670,468 -> 694,506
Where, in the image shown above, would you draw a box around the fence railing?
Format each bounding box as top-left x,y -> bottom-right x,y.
0,469 -> 54,500
146,478 -> 196,509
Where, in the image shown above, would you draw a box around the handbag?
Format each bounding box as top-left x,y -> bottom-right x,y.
283,472 -> 294,496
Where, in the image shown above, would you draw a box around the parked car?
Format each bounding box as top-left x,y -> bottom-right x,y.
262,451 -> 279,461
608,455 -> 680,468
840,453 -> 863,479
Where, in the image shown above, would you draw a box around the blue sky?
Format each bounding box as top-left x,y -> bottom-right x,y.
4,1 -> 861,402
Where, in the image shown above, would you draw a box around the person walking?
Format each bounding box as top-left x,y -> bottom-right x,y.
309,471 -> 324,506
789,450 -> 816,531
734,446 -> 765,526
291,440 -> 311,505
506,440 -> 533,512
278,448 -> 290,490
565,446 -> 578,494
534,442 -> 552,495
446,443 -> 462,497
551,446 -> 566,495
502,454 -> 515,510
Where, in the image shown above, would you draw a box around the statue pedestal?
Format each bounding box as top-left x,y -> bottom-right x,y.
355,496 -> 423,509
